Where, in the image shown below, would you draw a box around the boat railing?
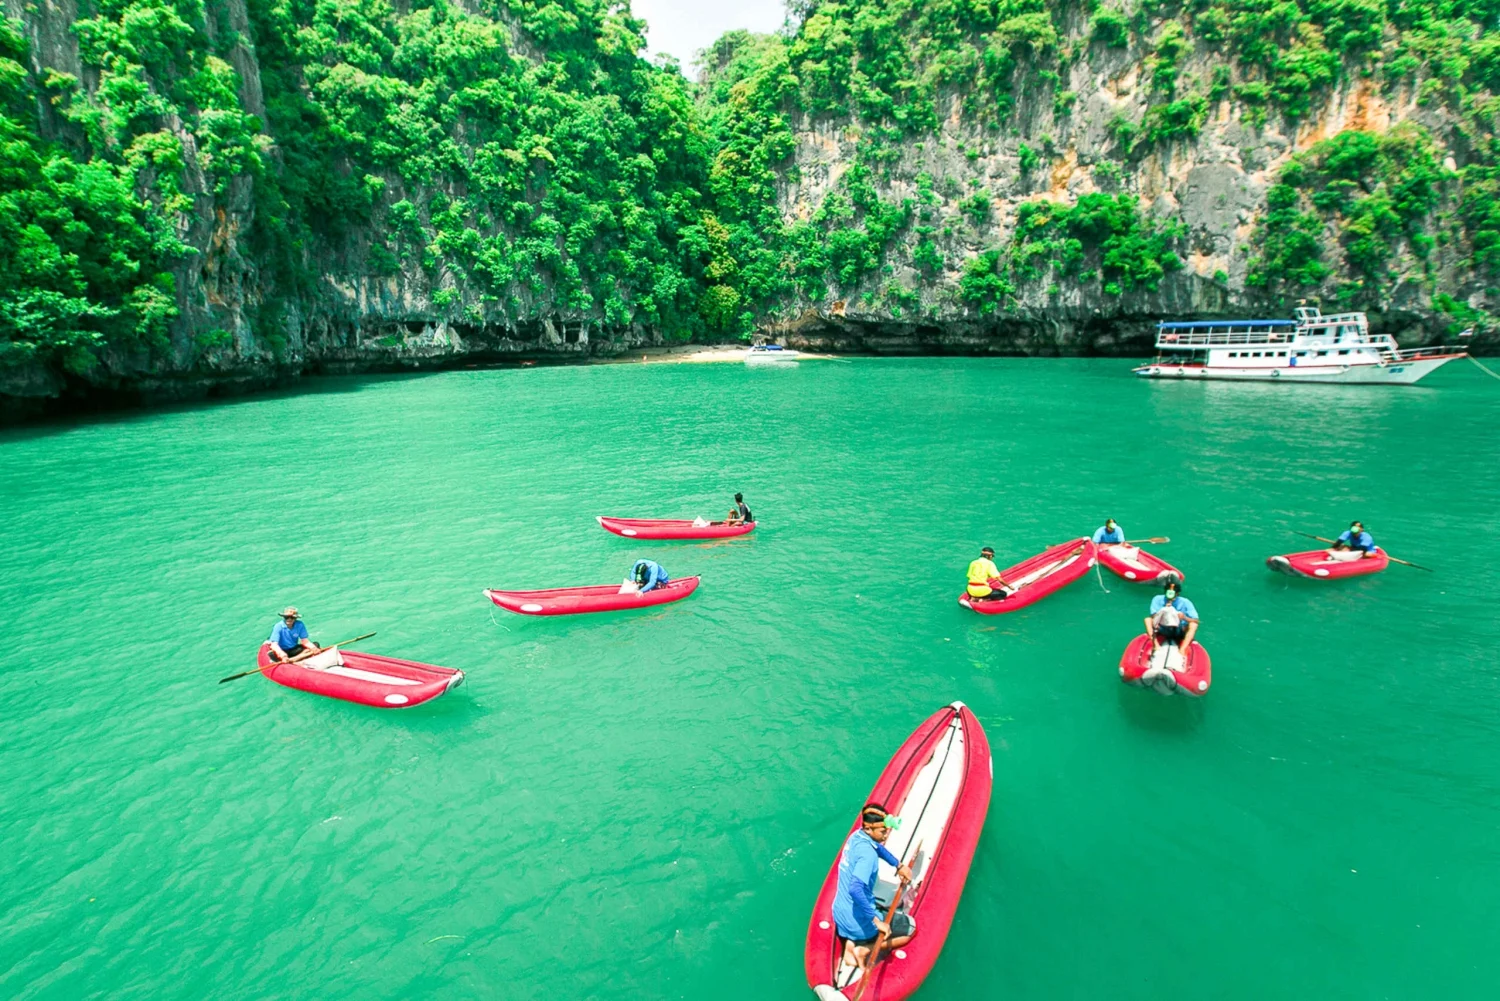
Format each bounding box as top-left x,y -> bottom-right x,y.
1156,329 -> 1296,347
1383,345 -> 1466,362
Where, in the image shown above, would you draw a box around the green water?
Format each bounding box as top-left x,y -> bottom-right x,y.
3,359 -> 1497,1000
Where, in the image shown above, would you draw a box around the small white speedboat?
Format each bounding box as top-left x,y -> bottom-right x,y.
745,344 -> 800,365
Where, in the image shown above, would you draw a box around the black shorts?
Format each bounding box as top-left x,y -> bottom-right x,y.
1156,623 -> 1188,643
851,911 -> 914,946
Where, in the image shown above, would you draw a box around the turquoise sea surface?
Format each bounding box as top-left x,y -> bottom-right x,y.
2,358 -> 1497,999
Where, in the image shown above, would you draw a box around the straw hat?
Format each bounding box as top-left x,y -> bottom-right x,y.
280,606 -> 300,619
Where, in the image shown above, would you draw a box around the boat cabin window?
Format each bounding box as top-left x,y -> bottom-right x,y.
1317,350 -> 1327,356
1277,351 -> 1287,357
1339,349 -> 1349,355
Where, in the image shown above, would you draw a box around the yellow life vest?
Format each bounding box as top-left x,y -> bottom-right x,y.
967,557 -> 1000,597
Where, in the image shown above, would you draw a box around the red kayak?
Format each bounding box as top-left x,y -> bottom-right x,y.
1267,548 -> 1389,579
1119,634 -> 1211,696
1097,544 -> 1183,585
597,515 -> 755,540
483,575 -> 700,615
805,703 -> 992,1001
958,538 -> 1097,614
255,644 -> 464,708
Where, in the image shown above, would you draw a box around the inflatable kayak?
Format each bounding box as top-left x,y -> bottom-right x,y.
597,516 -> 755,540
1266,548 -> 1389,579
1119,634 -> 1211,696
806,702 -> 992,1001
255,644 -> 464,708
957,538 -> 1097,614
484,575 -> 701,615
1098,544 -> 1183,584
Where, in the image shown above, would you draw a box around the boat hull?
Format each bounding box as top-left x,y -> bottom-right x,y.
1097,544 -> 1182,584
804,703 -> 992,1001
596,516 -> 755,540
1119,634 -> 1211,696
1134,354 -> 1462,385
484,575 -> 701,615
958,538 -> 1096,614
1267,549 -> 1389,579
256,644 -> 464,708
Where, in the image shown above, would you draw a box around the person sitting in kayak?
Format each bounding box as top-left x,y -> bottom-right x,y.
1092,519 -> 1124,545
1329,521 -> 1377,559
832,804 -> 915,971
966,546 -> 1013,601
267,607 -> 319,663
631,559 -> 670,593
1145,576 -> 1198,656
725,492 -> 753,525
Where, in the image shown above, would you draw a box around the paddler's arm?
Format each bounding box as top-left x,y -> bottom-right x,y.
874,843 -> 913,881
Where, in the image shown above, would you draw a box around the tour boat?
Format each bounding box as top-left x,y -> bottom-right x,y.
957,538 -> 1096,614
1097,544 -> 1183,584
1135,307 -> 1464,384
255,644 -> 464,708
483,575 -> 700,615
596,515 -> 756,540
1266,548 -> 1390,579
745,343 -> 800,364
1119,634 -> 1211,696
805,702 -> 992,1001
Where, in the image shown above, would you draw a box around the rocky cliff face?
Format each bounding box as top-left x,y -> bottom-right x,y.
2,0 -> 1494,418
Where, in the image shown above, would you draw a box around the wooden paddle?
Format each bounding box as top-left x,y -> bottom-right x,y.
1121,536 -> 1170,545
218,632 -> 377,684
1293,532 -> 1433,572
852,839 -> 923,1001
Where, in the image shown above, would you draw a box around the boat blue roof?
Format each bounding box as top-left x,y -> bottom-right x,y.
1157,319 -> 1295,329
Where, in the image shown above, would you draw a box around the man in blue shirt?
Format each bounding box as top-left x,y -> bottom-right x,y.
1145,576 -> 1199,655
831,804 -> 915,971
267,607 -> 319,663
1092,519 -> 1124,545
631,560 -> 670,593
1332,521 -> 1377,556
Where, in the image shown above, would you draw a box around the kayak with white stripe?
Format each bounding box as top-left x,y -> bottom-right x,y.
255,643 -> 464,708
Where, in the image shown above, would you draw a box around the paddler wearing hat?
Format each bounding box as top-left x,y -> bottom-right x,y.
1092,518 -> 1124,545
1145,576 -> 1198,656
267,607 -> 320,663
831,804 -> 915,971
965,546 -> 1013,602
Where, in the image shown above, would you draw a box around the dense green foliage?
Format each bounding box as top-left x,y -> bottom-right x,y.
6,0 -> 1500,381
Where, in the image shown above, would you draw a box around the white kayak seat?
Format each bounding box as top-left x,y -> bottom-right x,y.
299,647 -> 344,671
691,516 -> 710,527
1323,549 -> 1364,562
617,578 -> 641,595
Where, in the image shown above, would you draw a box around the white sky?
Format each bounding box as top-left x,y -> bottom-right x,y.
631,0 -> 788,72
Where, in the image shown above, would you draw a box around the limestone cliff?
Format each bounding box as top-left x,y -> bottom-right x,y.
1,0 -> 1495,418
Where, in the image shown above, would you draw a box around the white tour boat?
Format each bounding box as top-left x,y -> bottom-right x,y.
744,343 -> 800,365
1135,307 -> 1465,384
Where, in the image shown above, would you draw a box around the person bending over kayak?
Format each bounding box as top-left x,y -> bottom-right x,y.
267,607 -> 319,663
966,546 -> 1014,602
725,492 -> 753,525
1145,576 -> 1199,656
1092,519 -> 1124,545
1329,521 -> 1377,559
631,559 -> 670,593
832,804 -> 915,971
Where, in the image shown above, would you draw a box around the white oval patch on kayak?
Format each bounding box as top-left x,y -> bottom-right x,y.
622,529 -> 638,536
385,694 -> 409,705
818,921 -> 829,930
894,949 -> 907,960
520,603 -> 544,612
1198,681 -> 1208,692
1125,571 -> 1137,579
1314,569 -> 1330,577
